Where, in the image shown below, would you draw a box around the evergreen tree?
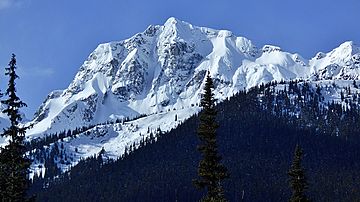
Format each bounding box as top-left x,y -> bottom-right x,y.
193,72 -> 229,202
0,54 -> 33,201
288,144 -> 310,202
353,80 -> 358,88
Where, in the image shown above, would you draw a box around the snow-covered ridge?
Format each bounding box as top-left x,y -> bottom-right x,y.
310,41 -> 360,80
21,17 -> 359,173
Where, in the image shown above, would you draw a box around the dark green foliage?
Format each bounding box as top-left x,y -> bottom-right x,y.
193,73 -> 229,202
0,54 -> 33,201
288,145 -> 310,202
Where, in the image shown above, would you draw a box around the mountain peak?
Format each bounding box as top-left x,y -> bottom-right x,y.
164,17 -> 179,25
163,17 -> 191,29
339,40 -> 356,48
328,40 -> 359,60
160,17 -> 196,43
335,41 -> 358,52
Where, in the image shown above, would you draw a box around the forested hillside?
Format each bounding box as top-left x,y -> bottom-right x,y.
30,81 -> 360,201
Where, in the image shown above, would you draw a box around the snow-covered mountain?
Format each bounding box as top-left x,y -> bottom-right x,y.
21,17 -> 359,174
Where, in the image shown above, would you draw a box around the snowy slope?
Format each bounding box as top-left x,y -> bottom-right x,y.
22,17 -> 360,174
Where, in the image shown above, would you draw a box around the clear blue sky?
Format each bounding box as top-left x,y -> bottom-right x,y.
0,0 -> 359,117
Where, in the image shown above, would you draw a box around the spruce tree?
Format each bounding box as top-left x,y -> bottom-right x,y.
0,54 -> 33,201
193,72 -> 229,202
288,144 -> 310,202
